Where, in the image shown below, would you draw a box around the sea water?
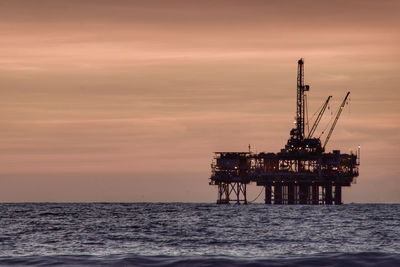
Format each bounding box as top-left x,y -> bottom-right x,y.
0,203 -> 399,266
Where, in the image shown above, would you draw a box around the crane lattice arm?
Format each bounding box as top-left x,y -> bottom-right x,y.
307,96 -> 332,138
323,92 -> 350,149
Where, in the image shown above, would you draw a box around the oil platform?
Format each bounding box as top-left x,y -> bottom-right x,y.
209,59 -> 360,205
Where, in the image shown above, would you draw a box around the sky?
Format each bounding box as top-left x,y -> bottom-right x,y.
0,0 -> 399,203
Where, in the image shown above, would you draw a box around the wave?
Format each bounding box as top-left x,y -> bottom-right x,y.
1,252 -> 399,266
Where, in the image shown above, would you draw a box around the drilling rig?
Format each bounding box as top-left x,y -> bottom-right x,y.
209,58 -> 359,205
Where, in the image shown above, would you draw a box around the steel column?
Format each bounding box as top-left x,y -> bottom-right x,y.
312,184 -> 319,205
325,185 -> 333,205
334,185 -> 342,205
288,183 -> 295,204
265,185 -> 272,204
274,184 -> 282,204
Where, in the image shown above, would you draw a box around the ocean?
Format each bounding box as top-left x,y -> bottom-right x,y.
0,203 -> 399,266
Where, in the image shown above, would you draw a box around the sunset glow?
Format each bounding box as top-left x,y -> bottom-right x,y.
0,0 -> 399,202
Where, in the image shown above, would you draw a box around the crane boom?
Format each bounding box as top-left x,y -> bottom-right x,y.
307,96 -> 332,138
323,92 -> 350,149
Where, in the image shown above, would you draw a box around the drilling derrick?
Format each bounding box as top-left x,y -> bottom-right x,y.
209,58 -> 360,204
295,58 -> 309,141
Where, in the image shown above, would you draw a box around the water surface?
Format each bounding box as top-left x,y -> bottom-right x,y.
1,203 -> 399,266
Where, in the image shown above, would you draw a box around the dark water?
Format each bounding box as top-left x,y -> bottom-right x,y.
0,203 -> 399,266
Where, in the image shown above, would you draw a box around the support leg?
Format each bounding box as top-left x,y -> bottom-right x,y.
243,184 -> 247,205
334,185 -> 342,205
288,183 -> 295,204
265,185 -> 272,204
312,184 -> 319,205
325,185 -> 333,205
274,184 -> 282,204
299,184 -> 308,204
236,183 -> 240,204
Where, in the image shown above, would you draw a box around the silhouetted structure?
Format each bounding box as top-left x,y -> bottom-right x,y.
209,58 -> 360,205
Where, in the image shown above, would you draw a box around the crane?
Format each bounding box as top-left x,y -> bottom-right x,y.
323,92 -> 350,149
307,96 -> 332,138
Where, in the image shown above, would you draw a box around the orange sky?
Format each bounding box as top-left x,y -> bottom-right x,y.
0,0 -> 399,202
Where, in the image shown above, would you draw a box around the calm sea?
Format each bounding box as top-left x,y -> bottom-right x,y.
0,203 -> 399,266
